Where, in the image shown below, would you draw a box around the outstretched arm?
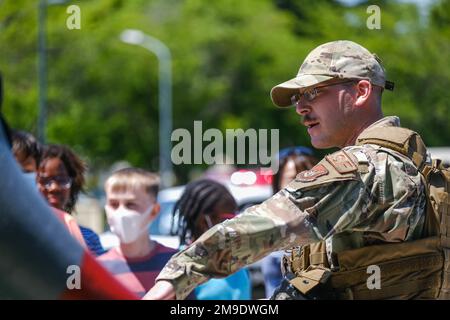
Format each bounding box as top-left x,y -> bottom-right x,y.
148,190 -> 320,300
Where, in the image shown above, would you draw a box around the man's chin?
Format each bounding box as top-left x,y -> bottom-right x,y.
310,137 -> 333,149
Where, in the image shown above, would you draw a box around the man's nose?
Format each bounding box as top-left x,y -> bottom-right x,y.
296,102 -> 311,116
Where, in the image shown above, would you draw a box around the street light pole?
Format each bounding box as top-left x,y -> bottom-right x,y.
37,0 -> 68,144
120,29 -> 174,188
37,0 -> 47,143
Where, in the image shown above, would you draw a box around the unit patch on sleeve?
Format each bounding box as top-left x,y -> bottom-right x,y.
325,150 -> 358,174
296,164 -> 329,182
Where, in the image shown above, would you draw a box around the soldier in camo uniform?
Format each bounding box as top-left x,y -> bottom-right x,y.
144,40 -> 433,300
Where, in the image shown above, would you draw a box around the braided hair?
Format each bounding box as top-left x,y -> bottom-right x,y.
172,179 -> 237,246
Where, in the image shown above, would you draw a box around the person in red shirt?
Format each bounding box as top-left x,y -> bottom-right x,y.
98,168 -> 177,297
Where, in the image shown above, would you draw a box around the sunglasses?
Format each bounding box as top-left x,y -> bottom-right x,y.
290,80 -> 356,106
38,176 -> 72,190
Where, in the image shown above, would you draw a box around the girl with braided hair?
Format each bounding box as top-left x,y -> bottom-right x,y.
172,179 -> 252,300
173,179 -> 237,246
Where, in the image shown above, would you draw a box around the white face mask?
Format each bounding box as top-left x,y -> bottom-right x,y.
105,204 -> 153,244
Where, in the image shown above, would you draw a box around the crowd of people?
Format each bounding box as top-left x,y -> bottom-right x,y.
10,126 -> 313,299
4,39 -> 447,300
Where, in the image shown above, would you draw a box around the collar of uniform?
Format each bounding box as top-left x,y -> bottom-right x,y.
357,116 -> 400,141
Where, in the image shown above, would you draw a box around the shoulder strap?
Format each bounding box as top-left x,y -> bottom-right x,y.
356,126 -> 428,170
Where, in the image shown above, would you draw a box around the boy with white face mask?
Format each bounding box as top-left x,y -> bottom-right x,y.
98,168 -> 177,298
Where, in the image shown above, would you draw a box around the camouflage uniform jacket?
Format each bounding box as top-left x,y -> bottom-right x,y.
156,116 -> 427,299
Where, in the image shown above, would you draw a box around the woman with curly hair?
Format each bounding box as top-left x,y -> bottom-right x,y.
37,144 -> 106,256
261,146 -> 318,298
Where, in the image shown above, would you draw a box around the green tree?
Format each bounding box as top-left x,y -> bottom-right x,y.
1,0 -> 448,186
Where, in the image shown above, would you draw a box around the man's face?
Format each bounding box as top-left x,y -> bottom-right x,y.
295,81 -> 357,149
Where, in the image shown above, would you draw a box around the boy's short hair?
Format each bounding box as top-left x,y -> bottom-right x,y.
12,130 -> 41,164
105,167 -> 160,199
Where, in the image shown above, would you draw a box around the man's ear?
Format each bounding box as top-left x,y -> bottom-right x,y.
354,80 -> 372,107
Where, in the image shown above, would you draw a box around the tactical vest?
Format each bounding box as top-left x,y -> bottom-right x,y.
285,126 -> 450,299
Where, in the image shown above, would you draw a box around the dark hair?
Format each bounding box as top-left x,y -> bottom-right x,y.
39,144 -> 86,213
172,179 -> 237,246
11,130 -> 42,165
272,147 -> 318,194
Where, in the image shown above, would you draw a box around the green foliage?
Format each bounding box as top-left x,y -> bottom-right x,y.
0,0 -> 449,185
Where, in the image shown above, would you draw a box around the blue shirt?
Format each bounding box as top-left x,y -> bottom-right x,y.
260,251 -> 284,298
79,225 -> 107,256
194,268 -> 251,300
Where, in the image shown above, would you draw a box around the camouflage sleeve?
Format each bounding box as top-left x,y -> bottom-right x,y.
289,146 -> 427,254
156,189 -> 319,299
155,150 -> 363,300
156,147 -> 426,300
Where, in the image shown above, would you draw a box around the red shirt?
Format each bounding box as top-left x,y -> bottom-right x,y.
52,207 -> 87,248
97,243 -> 177,297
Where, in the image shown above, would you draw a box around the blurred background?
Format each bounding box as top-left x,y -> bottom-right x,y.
1,0 -> 449,230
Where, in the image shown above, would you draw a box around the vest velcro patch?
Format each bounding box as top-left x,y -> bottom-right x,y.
325,150 -> 358,174
296,164 -> 329,182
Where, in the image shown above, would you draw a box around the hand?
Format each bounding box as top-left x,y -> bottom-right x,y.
142,280 -> 176,300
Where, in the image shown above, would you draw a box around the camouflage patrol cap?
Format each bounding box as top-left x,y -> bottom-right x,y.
271,40 -> 395,107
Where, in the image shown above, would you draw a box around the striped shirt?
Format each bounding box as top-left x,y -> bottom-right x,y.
79,225 -> 107,256
98,243 -> 177,297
